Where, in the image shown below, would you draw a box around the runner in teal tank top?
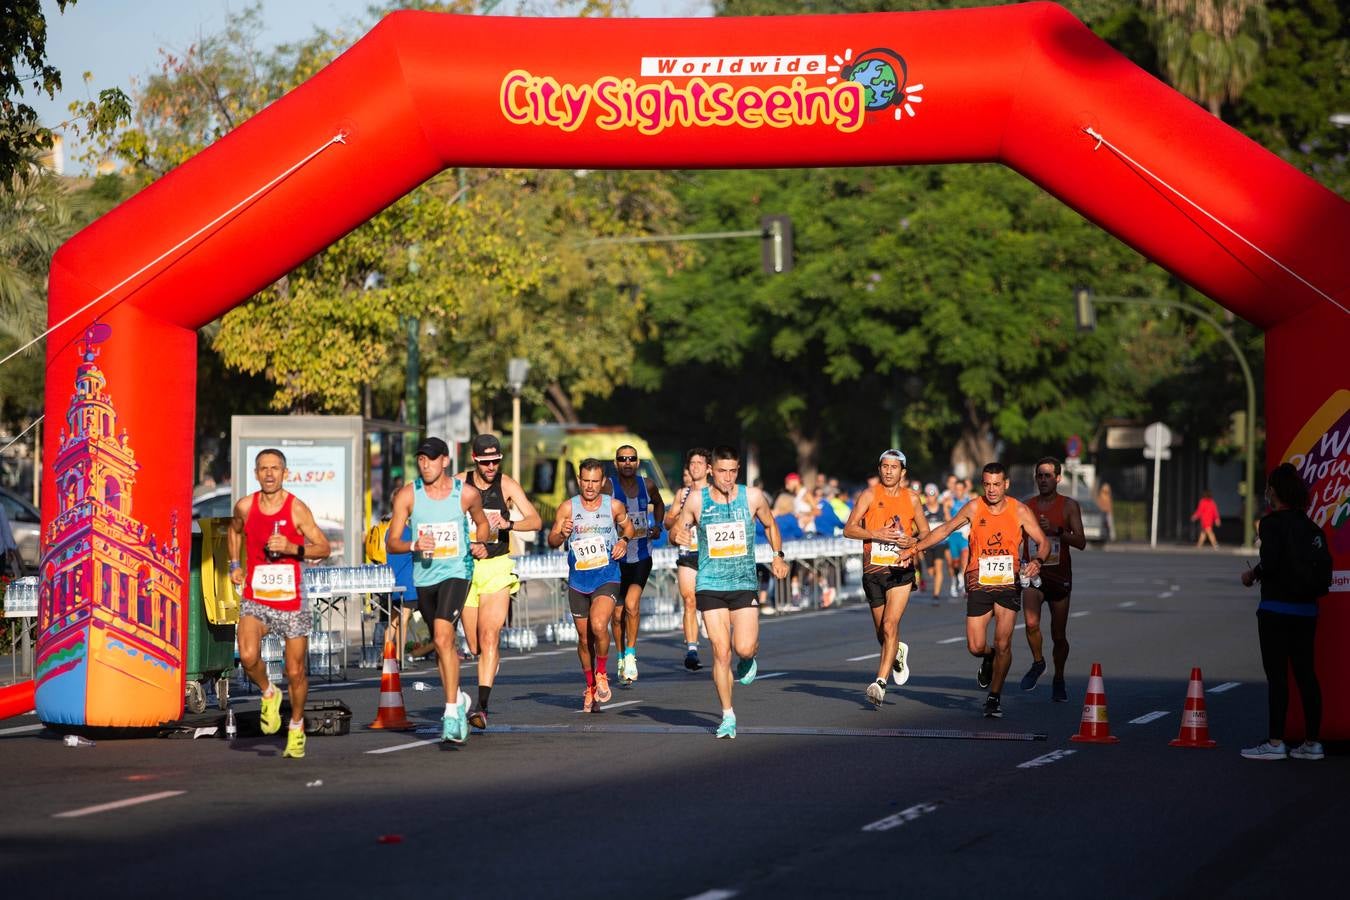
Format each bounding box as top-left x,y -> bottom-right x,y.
386,437 -> 491,745
673,446 -> 789,740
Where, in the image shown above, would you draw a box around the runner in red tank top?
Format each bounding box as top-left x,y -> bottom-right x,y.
843,449 -> 928,707
1018,457 -> 1086,702
228,448 -> 331,759
913,462 -> 1049,719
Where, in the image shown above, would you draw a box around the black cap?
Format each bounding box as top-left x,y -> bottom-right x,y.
471,433 -> 503,461
415,436 -> 450,459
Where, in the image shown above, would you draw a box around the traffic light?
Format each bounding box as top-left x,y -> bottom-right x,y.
761,215 -> 793,274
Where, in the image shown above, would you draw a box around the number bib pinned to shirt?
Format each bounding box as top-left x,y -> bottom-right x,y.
571,534 -> 609,571
978,554 -> 1015,587
251,564 -> 297,604
869,542 -> 901,567
708,521 -> 748,559
631,511 -> 649,539
418,522 -> 461,559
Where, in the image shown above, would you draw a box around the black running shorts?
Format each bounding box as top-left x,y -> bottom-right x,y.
568,582 -> 620,618
416,578 -> 470,625
619,558 -> 653,593
696,589 -> 758,612
862,568 -> 916,607
967,588 -> 1022,617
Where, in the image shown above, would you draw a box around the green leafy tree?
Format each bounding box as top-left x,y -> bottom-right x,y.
1147,0 -> 1270,116
1,0 -> 129,182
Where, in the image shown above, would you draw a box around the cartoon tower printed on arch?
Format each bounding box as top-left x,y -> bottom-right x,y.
34,324 -> 184,727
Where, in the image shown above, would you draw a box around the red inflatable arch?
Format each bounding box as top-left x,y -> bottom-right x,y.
32,2 -> 1349,729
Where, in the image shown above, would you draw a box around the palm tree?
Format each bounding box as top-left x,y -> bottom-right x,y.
1148,0 -> 1271,117
0,147 -> 79,341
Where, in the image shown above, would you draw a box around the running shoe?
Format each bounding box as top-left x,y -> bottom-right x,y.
1051,679 -> 1069,703
582,686 -> 595,713
1241,741 -> 1288,760
468,708 -> 488,731
625,654 -> 639,684
715,713 -> 737,740
441,712 -> 468,745
866,679 -> 886,708
594,671 -> 612,704
949,582 -> 958,599
282,727 -> 306,759
983,694 -> 1003,718
759,605 -> 777,617
259,688 -> 283,735
1290,741 -> 1325,761
1020,659 -> 1046,691
930,593 -> 940,607
892,641 -> 911,686
684,648 -> 702,671
735,656 -> 758,686
976,652 -> 994,690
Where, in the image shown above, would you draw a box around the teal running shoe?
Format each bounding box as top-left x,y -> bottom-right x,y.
715,713 -> 737,739
735,656 -> 758,686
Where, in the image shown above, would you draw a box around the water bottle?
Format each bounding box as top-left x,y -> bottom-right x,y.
63,735 -> 95,747
266,521 -> 282,561
224,706 -> 237,741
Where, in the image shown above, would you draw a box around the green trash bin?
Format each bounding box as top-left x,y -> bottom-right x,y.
185,531 -> 237,714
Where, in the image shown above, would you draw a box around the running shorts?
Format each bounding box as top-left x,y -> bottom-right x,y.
466,553 -> 518,609
862,568 -> 916,607
967,588 -> 1022,616
696,589 -> 759,612
676,553 -> 699,571
241,598 -> 312,641
417,578 -> 471,626
568,582 -> 620,617
619,558 -> 654,593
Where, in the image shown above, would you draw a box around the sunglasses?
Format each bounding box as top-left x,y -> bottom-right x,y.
616,455 -> 638,462
475,458 -> 502,465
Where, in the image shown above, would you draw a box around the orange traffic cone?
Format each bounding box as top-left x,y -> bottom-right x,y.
368,639 -> 415,731
1169,667 -> 1218,748
1070,662 -> 1120,744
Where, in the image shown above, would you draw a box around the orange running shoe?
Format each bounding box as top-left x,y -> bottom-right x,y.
594,671 -> 612,704
583,686 -> 595,713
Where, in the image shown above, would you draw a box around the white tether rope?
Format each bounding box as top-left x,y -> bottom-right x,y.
0,414 -> 42,455
0,131 -> 348,371
1083,126 -> 1348,316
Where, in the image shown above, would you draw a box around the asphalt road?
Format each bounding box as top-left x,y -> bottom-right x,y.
3,549 -> 1343,899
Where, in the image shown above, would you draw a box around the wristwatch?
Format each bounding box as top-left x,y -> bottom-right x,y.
774,549 -> 785,559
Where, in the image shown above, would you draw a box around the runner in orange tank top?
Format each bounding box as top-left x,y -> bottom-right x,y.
1018,457 -> 1086,702
913,462 -> 1049,719
843,449 -> 928,707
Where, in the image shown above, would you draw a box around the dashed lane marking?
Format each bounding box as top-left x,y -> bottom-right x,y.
862,802 -> 939,832
1017,749 -> 1076,769
1118,601 -> 1137,608
756,672 -> 789,679
1208,682 -> 1241,693
0,723 -> 44,736
847,652 -> 881,662
938,637 -> 965,645
53,790 -> 185,819
1129,711 -> 1170,725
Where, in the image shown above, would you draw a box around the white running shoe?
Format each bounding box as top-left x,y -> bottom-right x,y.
892,642 -> 911,686
866,680 -> 886,707
1290,741 -> 1324,760
1241,741 -> 1288,760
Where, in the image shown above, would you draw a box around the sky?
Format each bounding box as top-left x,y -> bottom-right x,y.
35,0 -> 713,171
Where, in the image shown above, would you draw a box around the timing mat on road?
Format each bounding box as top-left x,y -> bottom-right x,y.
412,723 -> 1046,741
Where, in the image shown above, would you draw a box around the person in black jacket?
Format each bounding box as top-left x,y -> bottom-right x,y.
1239,463 -> 1324,761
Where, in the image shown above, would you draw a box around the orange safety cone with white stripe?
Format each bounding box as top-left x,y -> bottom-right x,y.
1169,667 -> 1218,748
368,638 -> 415,731
1070,662 -> 1120,744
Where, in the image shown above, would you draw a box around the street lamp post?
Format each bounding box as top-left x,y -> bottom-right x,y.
507,358 -> 530,484
1075,288 -> 1257,548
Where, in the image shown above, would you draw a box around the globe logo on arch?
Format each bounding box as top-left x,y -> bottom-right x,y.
827,47 -> 924,121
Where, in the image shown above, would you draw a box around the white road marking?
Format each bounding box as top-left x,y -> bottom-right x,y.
366,739 -> 439,754
1118,601 -> 1137,608
1014,623 -> 1025,631
1070,611 -> 1090,618
1017,749 -> 1076,769
756,672 -> 789,680
1208,682 -> 1241,694
684,891 -> 739,900
938,636 -> 965,645
0,724 -> 43,736
1159,591 -> 1174,599
862,802 -> 939,832
1129,711 -> 1170,725
847,652 -> 881,662
53,790 -> 185,819
581,700 -> 643,713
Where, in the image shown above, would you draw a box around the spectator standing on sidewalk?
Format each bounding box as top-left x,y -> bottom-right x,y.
1192,490 -> 1221,548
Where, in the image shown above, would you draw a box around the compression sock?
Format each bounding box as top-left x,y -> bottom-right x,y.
596,654 -> 609,676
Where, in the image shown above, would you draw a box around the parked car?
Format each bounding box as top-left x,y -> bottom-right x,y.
1067,492 -> 1108,546
0,486 -> 41,572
